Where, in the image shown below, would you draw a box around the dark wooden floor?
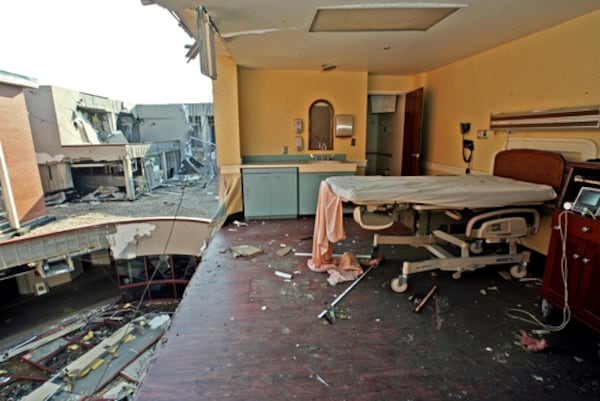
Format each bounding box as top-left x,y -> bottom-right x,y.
136,216 -> 600,401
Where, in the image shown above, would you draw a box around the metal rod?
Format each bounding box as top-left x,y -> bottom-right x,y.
574,175 -> 600,186
318,264 -> 377,320
414,285 -> 437,313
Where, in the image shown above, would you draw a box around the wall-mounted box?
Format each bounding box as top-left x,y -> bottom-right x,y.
294,118 -> 303,133
335,115 -> 353,137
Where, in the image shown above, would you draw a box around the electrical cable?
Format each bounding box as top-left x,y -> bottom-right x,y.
505,210 -> 571,333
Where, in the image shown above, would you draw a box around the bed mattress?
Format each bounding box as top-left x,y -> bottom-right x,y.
325,175 -> 557,208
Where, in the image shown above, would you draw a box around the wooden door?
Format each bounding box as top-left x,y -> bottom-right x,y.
401,87 -> 424,176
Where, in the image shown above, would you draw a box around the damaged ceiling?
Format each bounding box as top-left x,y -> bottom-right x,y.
147,0 -> 600,75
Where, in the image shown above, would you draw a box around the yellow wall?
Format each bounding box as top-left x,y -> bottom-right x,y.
212,67 -> 425,166
237,69 -> 368,161
213,56 -> 242,166
423,10 -> 600,173
367,74 -> 422,93
422,10 -> 600,255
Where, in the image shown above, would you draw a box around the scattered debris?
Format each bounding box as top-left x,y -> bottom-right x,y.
0,303 -> 177,400
414,285 -> 437,313
44,188 -> 78,205
516,330 -> 548,352
531,374 -> 544,382
519,277 -> 543,286
1,322 -> 85,362
492,351 -> 510,364
314,373 -> 329,387
21,313 -> 170,400
230,245 -> 263,257
433,295 -> 451,330
275,246 -> 293,256
321,306 -> 351,323
81,185 -> 125,202
498,271 -> 512,281
574,356 -> 584,363
408,293 -> 423,305
480,289 -> 488,296
274,271 -> 293,280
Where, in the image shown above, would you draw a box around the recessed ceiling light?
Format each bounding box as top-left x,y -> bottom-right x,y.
310,5 -> 464,32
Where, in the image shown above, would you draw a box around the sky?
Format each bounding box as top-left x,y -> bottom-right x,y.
0,0 -> 213,104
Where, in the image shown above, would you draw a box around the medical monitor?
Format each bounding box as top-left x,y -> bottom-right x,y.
572,186 -> 600,217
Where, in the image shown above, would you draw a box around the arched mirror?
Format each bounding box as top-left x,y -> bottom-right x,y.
309,100 -> 333,150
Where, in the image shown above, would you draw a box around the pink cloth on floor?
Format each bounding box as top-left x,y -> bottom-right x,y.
326,252 -> 363,285
307,181 -> 347,272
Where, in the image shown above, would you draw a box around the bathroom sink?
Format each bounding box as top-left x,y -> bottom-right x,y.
307,159 -> 341,164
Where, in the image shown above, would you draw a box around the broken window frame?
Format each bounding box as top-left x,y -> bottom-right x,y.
115,254 -> 199,303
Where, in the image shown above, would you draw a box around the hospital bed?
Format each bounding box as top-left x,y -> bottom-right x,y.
309,149 -> 565,293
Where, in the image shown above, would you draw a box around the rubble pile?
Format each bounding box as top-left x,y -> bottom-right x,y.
0,302 -> 176,401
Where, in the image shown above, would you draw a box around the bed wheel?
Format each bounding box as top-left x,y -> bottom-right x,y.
469,240 -> 483,255
391,277 -> 408,293
452,271 -> 462,280
509,264 -> 527,279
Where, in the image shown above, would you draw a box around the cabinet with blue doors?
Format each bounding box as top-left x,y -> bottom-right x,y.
242,168 -> 298,219
298,171 -> 354,215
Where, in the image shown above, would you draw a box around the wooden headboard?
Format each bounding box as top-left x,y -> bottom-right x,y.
493,149 -> 565,192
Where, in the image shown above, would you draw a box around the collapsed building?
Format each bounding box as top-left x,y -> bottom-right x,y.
0,71 -> 219,305
25,85 -> 215,200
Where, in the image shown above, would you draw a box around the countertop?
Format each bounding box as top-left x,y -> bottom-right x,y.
221,160 -> 358,174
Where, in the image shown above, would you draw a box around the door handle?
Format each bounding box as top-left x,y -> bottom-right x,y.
410,153 -> 420,158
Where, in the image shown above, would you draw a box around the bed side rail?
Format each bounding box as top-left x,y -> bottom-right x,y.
465,207 -> 540,240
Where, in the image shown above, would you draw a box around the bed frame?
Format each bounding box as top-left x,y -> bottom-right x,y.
360,149 -> 566,293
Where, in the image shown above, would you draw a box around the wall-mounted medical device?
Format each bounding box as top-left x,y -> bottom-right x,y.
572,186 -> 600,217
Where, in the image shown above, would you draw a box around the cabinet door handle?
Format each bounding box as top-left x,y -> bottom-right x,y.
581,226 -> 592,233
582,258 -> 591,264
572,253 -> 581,260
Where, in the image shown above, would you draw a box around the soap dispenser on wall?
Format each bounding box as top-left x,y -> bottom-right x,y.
294,136 -> 304,151
294,118 -> 303,134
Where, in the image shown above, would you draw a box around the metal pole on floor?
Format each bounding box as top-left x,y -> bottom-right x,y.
318,263 -> 377,323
